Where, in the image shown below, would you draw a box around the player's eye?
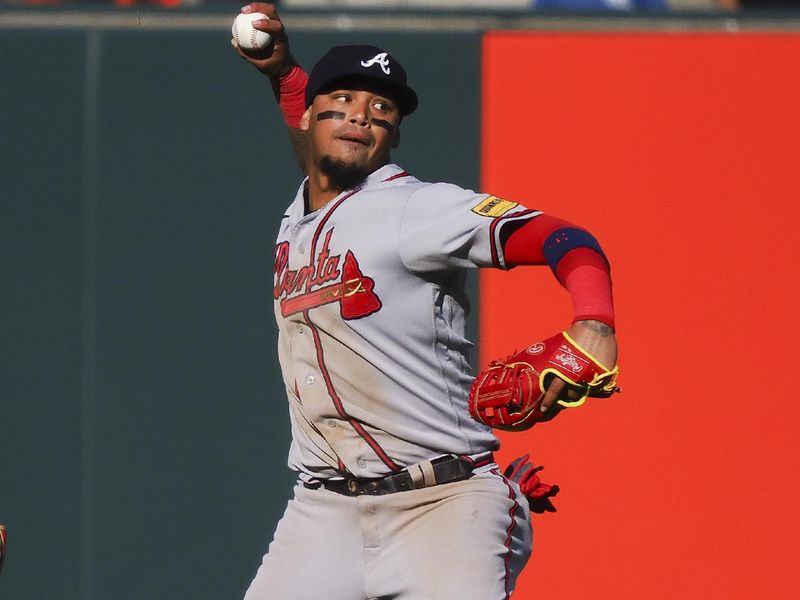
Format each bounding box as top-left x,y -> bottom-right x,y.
372,100 -> 392,112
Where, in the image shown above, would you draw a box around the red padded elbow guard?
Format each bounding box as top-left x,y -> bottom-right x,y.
502,217 -> 615,329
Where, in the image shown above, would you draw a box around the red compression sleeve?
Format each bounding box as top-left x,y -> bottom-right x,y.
277,65 -> 308,128
502,217 -> 615,329
555,248 -> 615,329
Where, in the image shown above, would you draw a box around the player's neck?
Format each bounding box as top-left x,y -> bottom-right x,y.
306,162 -> 378,212
305,174 -> 344,212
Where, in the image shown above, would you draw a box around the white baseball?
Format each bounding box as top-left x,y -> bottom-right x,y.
231,12 -> 272,52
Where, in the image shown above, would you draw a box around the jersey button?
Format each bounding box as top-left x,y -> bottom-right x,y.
358,458 -> 367,469
305,375 -> 316,385
326,419 -> 336,428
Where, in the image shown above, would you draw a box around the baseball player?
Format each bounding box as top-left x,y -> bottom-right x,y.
233,4 -> 618,599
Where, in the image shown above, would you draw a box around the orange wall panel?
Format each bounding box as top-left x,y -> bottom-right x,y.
481,33 -> 800,600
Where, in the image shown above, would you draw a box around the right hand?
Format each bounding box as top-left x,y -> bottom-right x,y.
232,3 -> 298,79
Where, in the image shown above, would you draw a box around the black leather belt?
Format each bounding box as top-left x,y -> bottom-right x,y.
304,454 -> 492,497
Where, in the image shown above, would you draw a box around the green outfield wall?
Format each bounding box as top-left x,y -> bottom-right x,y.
0,20 -> 481,600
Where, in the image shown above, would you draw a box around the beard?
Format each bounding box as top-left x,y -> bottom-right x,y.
319,155 -> 371,193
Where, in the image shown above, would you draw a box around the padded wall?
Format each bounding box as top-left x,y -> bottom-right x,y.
481,32 -> 800,600
0,26 -> 481,600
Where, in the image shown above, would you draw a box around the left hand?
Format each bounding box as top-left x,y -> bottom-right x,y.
539,319 -> 617,415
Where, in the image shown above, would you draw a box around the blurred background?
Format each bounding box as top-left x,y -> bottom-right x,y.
1,1 -> 799,600
3,0 -> 797,12
7,0 -> 800,10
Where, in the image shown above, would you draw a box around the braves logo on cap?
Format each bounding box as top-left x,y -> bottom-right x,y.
360,52 -> 391,75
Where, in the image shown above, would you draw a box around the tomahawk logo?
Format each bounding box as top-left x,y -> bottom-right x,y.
274,230 -> 382,320
360,52 -> 391,75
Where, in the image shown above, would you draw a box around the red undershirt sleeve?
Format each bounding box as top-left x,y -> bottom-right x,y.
275,65 -> 309,128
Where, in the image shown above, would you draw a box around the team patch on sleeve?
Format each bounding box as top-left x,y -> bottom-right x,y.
471,195 -> 518,218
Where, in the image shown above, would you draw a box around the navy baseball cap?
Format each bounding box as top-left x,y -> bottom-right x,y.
305,45 -> 418,116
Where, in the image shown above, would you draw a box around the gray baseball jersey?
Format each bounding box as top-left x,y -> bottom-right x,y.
273,163 -> 541,481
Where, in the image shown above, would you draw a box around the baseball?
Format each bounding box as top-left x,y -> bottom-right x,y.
231,12 -> 272,52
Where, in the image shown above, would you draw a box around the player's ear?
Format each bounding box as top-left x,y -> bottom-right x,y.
299,107 -> 312,131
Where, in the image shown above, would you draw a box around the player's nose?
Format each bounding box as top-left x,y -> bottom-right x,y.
348,98 -> 371,127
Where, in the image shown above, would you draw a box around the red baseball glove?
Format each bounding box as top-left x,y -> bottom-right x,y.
469,331 -> 619,431
504,454 -> 560,513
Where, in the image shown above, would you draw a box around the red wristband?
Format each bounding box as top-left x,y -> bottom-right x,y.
278,65 -> 308,128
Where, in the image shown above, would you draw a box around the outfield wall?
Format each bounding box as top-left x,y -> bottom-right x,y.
0,20 -> 482,600
482,32 -> 800,599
